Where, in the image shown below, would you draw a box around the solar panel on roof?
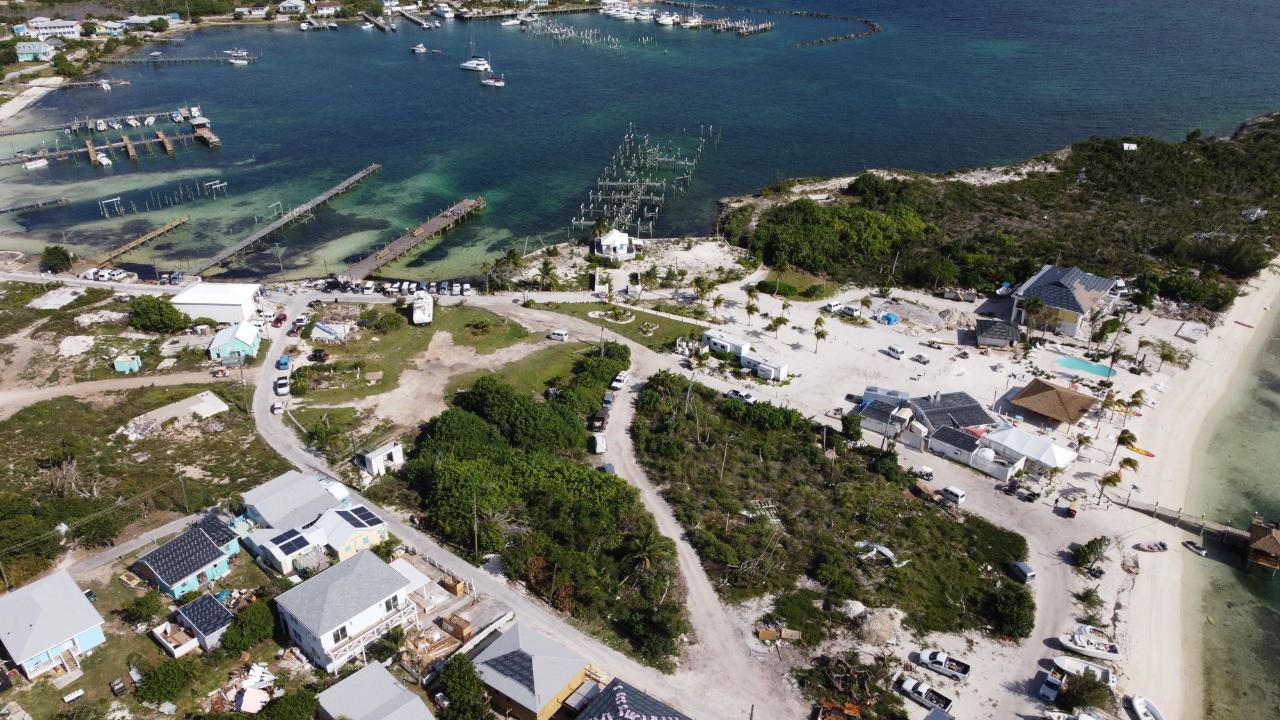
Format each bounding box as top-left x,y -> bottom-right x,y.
278,536 -> 309,555
352,507 -> 381,527
335,509 -> 360,526
271,529 -> 300,545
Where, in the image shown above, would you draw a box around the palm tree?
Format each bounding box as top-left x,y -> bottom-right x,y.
1020,297 -> 1046,336
479,260 -> 492,295
1097,470 -> 1122,504
1111,429 -> 1137,463
1119,457 -> 1139,478
814,326 -> 828,353
1044,465 -> 1065,488
814,315 -> 825,331
781,299 -> 792,317
379,625 -> 406,659
712,294 -> 725,321
745,301 -> 759,327
860,295 -> 873,310
746,285 -> 759,304
537,258 -> 556,291
766,316 -> 786,338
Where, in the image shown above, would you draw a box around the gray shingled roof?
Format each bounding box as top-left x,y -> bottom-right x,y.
474,623 -> 586,714
317,662 -> 436,720
911,392 -> 995,429
275,551 -> 408,636
195,514 -> 238,548
1017,265 -> 1115,314
177,593 -> 234,637
0,570 -> 104,664
931,426 -> 981,453
577,678 -> 690,720
242,470 -> 342,529
975,318 -> 1020,343
137,527 -> 226,587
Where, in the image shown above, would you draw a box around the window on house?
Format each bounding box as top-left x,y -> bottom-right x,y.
384,596 -> 399,612
332,626 -> 347,644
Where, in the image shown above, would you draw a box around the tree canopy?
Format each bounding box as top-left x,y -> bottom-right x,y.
128,295 -> 190,333
437,655 -> 490,720
40,246 -> 73,273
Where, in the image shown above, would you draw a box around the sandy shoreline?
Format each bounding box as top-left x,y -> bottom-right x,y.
0,78 -> 64,128
1120,264 -> 1280,718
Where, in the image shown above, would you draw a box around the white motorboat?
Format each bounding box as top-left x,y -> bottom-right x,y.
460,56 -> 491,71
124,116 -> 140,127
299,21 -> 310,31
389,22 -> 398,30
1057,624 -> 1122,662
411,43 -> 428,53
361,21 -> 374,29
229,58 -> 249,65
432,4 -> 455,19
681,14 -> 703,28
144,116 -> 156,126
224,48 -> 250,57
501,18 -> 521,26
190,105 -> 202,117
1051,656 -> 1116,690
480,72 -> 505,87
96,153 -> 112,166
23,158 -> 49,170
149,51 -> 163,57
170,111 -> 183,123
99,81 -> 111,91
108,120 -> 123,130
634,9 -> 654,21
1129,695 -> 1166,720
656,12 -> 676,26
328,22 -> 338,29
95,119 -> 107,132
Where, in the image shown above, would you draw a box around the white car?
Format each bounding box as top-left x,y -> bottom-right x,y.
548,329 -> 570,342
589,433 -> 607,454
726,389 -> 757,404
270,402 -> 284,415
609,370 -> 629,390
273,377 -> 290,396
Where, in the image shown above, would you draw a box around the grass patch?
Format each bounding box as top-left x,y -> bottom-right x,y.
0,281 -> 59,336
0,384 -> 291,585
445,341 -> 595,400
537,301 -> 704,351
761,268 -> 838,300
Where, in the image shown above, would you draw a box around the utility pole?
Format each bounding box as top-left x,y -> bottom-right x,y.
472,490 -> 479,559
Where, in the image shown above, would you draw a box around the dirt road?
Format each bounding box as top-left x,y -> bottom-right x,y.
0,371 -> 239,421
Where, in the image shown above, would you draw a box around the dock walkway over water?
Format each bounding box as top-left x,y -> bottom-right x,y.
1109,492 -> 1251,547
192,163 -> 382,275
397,8 -> 431,27
99,216 -> 190,266
361,12 -> 390,31
342,197 -> 485,281
99,56 -> 257,66
1,130 -> 205,167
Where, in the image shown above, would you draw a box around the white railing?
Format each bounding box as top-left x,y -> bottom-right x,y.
328,605 -> 417,665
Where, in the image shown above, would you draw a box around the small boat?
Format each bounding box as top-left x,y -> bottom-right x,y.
361,22 -> 374,29
411,43 -> 428,53
144,116 -> 156,126
432,4 -> 455,19
100,81 -> 111,91
223,48 -> 250,57
501,18 -> 521,26
1129,695 -> 1167,720
170,111 -> 183,123
108,120 -> 123,130
190,105 -> 201,117
23,158 -> 49,170
229,58 -> 249,65
149,51 -> 163,57
124,116 -> 140,127
96,153 -> 113,166
1052,655 -> 1116,690
681,14 -> 704,28
431,48 -> 442,54
1182,540 -> 1209,557
300,21 -> 310,31
328,22 -> 338,29
1135,541 -> 1168,552
389,22 -> 398,30
1057,624 -> 1121,661
95,119 -> 107,132
480,72 -> 505,87
656,12 -> 676,26
460,56 -> 490,71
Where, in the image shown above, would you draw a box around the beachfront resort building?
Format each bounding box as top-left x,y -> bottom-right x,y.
908,392 -> 996,433
1012,265 -> 1118,338
14,17 -> 83,40
15,41 -> 55,62
170,282 -> 261,324
474,623 -> 590,720
975,318 -> 1021,347
317,661 -> 436,720
982,423 -> 1077,474
275,551 -> 426,672
0,570 -> 106,680
1009,378 -> 1097,428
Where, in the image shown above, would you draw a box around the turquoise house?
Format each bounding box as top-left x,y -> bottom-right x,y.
208,322 -> 262,361
135,517 -> 239,599
113,354 -> 142,374
0,570 -> 107,680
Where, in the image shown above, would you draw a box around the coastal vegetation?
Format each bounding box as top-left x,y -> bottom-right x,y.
630,371 -> 1032,639
397,344 -> 687,667
733,118 -> 1280,310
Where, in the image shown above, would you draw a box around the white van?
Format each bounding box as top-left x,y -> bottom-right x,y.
886,345 -> 906,359
548,329 -> 570,342
362,281 -> 375,295
940,486 -> 966,505
589,433 -> 607,454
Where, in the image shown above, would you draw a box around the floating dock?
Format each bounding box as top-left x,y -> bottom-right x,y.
99,215 -> 190,265
342,197 -> 486,281
194,127 -> 221,147
193,163 -> 382,275
99,56 -> 257,65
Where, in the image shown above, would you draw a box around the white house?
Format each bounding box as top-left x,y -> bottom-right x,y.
93,20 -> 126,37
355,439 -> 404,478
279,0 -> 307,14
314,2 -> 341,17
171,282 -> 260,324
593,228 -> 640,261
14,17 -> 83,40
318,662 -> 435,720
702,330 -> 751,357
15,41 -> 54,62
982,423 -> 1077,474
121,15 -> 186,29
241,470 -> 347,530
275,551 -> 427,672
739,349 -> 788,382
0,571 -> 106,680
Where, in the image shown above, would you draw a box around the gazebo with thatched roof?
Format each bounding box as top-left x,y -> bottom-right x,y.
1010,378 -> 1097,425
1248,514 -> 1280,574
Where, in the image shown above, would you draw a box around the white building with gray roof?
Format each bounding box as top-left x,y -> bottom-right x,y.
0,570 -> 106,679
242,470 -> 348,530
275,551 -> 426,672
317,661 -> 435,720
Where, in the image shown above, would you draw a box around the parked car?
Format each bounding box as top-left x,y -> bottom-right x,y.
270,402 -> 284,415
602,391 -> 615,408
273,377 -> 290,396
911,353 -> 931,365
609,370 -> 629,390
725,389 -> 757,404
589,433 -> 607,454
548,329 -> 570,342
286,327 -> 301,337
916,649 -> 971,681
309,349 -> 332,363
600,463 -> 616,475
271,312 -> 287,328
276,354 -> 290,371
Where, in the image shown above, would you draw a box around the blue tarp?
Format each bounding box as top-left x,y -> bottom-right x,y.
881,313 -> 900,325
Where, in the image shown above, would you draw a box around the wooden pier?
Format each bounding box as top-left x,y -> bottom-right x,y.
397,8 -> 431,27
99,56 -> 257,65
1109,492 -> 1252,547
361,12 -> 390,32
120,133 -> 138,161
156,129 -> 174,155
84,139 -> 97,165
99,216 -> 190,265
342,197 -> 485,281
50,79 -> 132,90
192,163 -> 382,275
0,106 -> 199,139
0,197 -> 68,215
194,127 -> 221,147
1,131 -> 206,167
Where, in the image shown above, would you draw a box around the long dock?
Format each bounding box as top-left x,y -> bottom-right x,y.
1109,492 -> 1251,547
1,131 -> 205,167
99,216 -> 190,265
192,163 -> 382,275
397,8 -> 431,27
342,197 -> 485,281
0,197 -> 68,215
361,12 -> 390,31
99,56 -> 257,65
0,106 -> 200,139
50,79 -> 132,90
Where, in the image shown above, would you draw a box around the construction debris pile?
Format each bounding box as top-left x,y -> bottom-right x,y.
202,662 -> 282,715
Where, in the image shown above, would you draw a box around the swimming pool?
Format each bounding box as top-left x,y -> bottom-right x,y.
1056,355 -> 1116,378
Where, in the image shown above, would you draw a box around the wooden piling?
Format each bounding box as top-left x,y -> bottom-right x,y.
156,130 -> 174,155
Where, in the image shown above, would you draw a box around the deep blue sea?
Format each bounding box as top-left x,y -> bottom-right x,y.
4,0 -> 1280,282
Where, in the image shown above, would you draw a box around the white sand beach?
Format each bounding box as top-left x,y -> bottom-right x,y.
0,77 -> 64,128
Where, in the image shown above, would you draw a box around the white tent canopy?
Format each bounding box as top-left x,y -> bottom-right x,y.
983,424 -> 1077,470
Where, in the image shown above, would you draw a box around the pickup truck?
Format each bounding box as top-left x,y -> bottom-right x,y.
893,672 -> 953,714
917,649 -> 971,681
1038,666 -> 1067,703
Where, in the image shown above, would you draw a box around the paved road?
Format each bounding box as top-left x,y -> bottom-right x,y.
68,514 -> 197,578
245,289 -> 804,718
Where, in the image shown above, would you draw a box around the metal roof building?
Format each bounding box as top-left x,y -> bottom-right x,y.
576,678 -> 690,720
170,282 -> 260,324
317,662 -> 435,720
474,623 -> 588,720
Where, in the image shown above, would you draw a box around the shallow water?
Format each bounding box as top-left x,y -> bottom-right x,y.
5,0 -> 1280,285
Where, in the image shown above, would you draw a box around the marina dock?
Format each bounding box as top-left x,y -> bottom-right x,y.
1110,492 -> 1251,547
99,56 -> 257,65
397,8 -> 431,27
193,163 -> 382,275
361,12 -> 390,32
342,197 -> 486,281
99,216 -> 190,265
0,106 -> 204,139
2,131 -> 207,168
0,197 -> 68,215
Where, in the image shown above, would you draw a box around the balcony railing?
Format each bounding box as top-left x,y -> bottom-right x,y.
328,604 -> 417,665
